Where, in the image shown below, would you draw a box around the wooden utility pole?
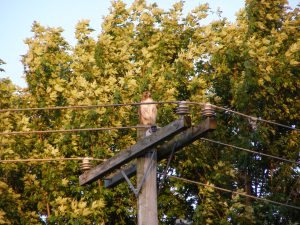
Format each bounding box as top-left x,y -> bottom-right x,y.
136,127 -> 158,225
137,150 -> 158,225
79,102 -> 216,225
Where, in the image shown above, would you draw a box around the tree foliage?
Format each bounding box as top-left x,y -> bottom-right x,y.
0,0 -> 299,224
0,59 -> 5,72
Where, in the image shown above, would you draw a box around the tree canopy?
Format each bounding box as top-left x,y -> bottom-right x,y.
0,0 -> 299,224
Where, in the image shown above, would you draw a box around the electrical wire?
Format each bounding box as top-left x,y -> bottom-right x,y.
0,129 -> 297,166
200,138 -> 300,165
0,125 -> 150,136
186,102 -> 298,131
0,157 -> 106,163
208,104 -> 299,131
0,101 -> 297,131
0,101 -> 182,113
164,174 -> 300,210
1,138 -> 298,165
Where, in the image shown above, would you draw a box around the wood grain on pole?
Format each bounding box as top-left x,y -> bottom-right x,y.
136,127 -> 158,225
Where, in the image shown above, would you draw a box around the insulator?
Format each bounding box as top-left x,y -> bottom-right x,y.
248,116 -> 258,130
201,103 -> 215,118
80,157 -> 93,172
175,101 -> 190,115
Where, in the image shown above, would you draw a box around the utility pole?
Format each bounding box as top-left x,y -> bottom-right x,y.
137,149 -> 158,224
79,102 -> 216,224
136,127 -> 158,225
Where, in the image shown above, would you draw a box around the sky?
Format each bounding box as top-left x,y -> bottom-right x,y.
0,0 -> 298,88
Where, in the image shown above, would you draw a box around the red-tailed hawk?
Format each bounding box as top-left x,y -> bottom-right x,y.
139,91 -> 157,125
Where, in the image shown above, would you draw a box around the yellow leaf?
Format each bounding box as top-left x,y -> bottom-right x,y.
266,14 -> 273,20
266,66 -> 272,73
78,201 -> 87,209
61,178 -> 68,187
249,50 -> 256,57
263,75 -> 271,82
258,78 -> 264,86
82,208 -> 92,216
262,38 -> 270,45
49,91 -> 57,100
285,51 -> 291,58
54,84 -> 64,92
289,42 -> 299,53
127,79 -> 137,89
58,205 -> 67,213
290,59 -> 299,65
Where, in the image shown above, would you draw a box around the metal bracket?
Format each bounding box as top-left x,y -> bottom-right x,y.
121,170 -> 139,197
121,150 -> 156,197
158,142 -> 177,193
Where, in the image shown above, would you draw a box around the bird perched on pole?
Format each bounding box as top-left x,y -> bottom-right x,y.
139,91 -> 157,126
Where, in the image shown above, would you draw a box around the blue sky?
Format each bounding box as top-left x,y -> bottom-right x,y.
0,0 -> 298,87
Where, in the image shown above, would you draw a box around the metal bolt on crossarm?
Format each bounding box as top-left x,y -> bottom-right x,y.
80,157 -> 93,172
202,103 -> 215,118
175,101 -> 190,116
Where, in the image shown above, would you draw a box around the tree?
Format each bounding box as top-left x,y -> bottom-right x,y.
198,0 -> 300,223
0,79 -> 25,224
0,59 -> 5,72
20,21 -> 107,224
0,0 -> 299,224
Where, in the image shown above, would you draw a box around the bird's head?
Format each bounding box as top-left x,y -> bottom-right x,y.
142,91 -> 151,99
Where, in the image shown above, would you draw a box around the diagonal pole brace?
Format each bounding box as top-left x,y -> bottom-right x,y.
136,150 -> 156,195
121,150 -> 156,197
121,170 -> 139,197
158,142 -> 177,194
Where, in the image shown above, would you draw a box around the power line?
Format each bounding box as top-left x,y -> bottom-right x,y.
0,125 -> 150,136
187,102 -> 298,131
208,104 -> 299,131
0,101 -> 182,113
201,138 -> 300,165
2,138 -> 297,165
0,157 -> 106,163
0,101 -> 298,131
165,174 -> 300,211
